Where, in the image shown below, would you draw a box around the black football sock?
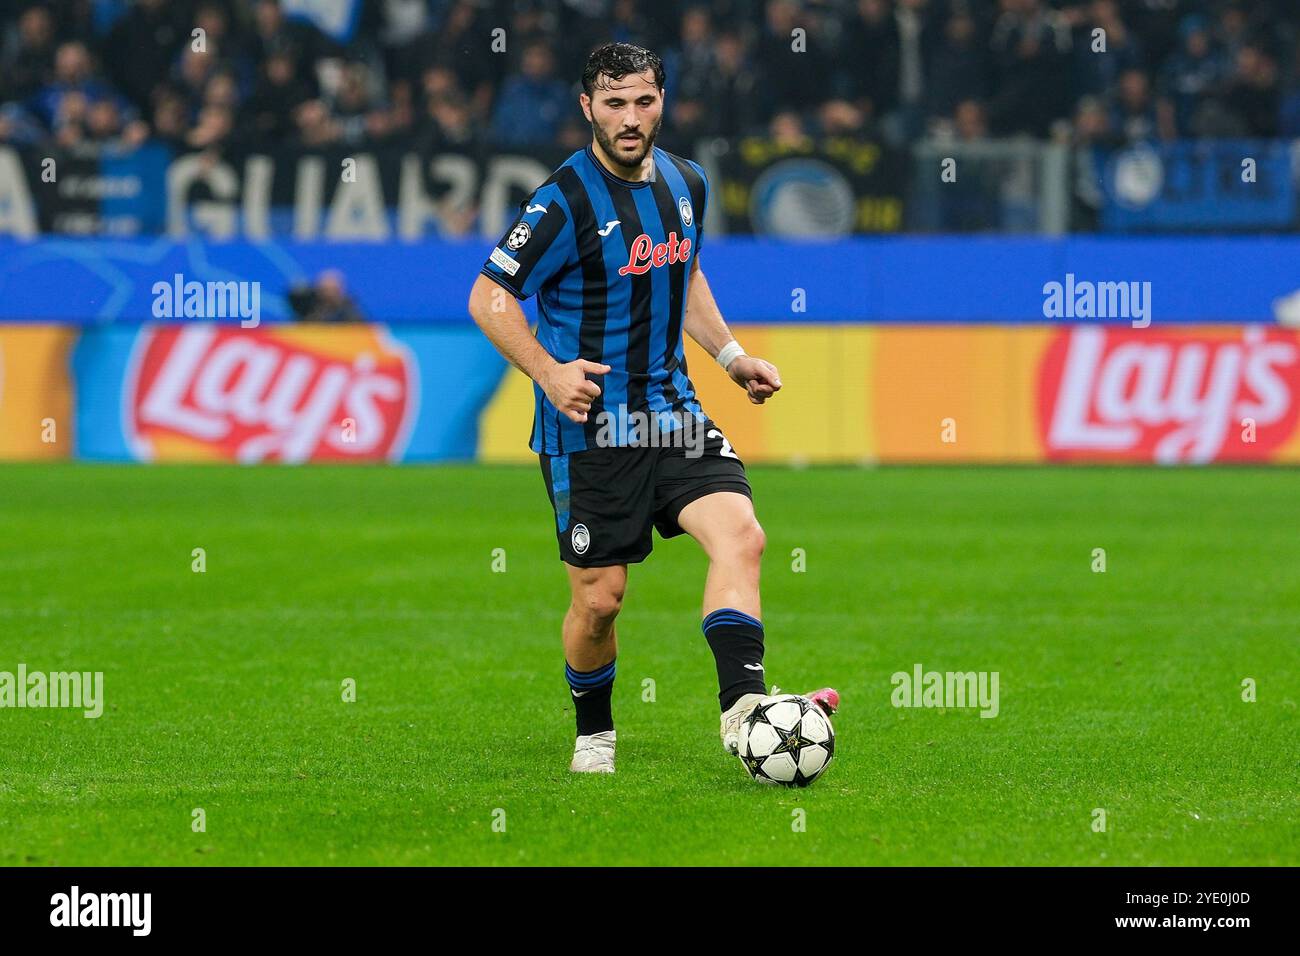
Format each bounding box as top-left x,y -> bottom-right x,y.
565,659 -> 615,736
702,608 -> 767,712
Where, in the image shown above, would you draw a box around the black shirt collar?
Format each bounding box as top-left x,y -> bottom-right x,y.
585,144 -> 656,188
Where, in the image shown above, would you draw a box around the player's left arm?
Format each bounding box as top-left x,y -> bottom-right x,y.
684,256 -> 782,404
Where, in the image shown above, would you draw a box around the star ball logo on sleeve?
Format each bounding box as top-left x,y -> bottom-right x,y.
506,221 -> 531,250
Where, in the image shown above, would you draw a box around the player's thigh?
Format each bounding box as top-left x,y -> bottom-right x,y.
654,417 -> 757,555
675,491 -> 765,562
539,448 -> 657,566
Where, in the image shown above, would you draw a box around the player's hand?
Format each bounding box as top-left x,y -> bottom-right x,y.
540,359 -> 610,423
727,355 -> 782,404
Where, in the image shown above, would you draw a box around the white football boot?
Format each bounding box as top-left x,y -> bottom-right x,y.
570,730 -> 616,773
720,687 -> 841,755
720,694 -> 766,755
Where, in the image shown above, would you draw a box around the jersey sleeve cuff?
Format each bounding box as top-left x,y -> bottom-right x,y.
478,268 -> 527,300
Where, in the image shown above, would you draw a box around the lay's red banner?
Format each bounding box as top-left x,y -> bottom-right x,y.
1038,326 -> 1300,464
74,324 -> 506,462
126,325 -> 418,463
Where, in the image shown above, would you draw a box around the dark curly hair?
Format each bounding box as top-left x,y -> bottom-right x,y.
581,42 -> 665,96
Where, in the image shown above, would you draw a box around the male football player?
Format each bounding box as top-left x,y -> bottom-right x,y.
468,42 -> 838,773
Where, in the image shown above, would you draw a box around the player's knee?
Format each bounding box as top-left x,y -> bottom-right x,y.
719,518 -> 765,567
738,519 -> 766,563
581,587 -> 623,627
572,573 -> 624,630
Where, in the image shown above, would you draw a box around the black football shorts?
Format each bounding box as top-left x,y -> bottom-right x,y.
539,418 -> 751,567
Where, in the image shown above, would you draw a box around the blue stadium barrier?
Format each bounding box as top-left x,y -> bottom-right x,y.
0,235 -> 1296,325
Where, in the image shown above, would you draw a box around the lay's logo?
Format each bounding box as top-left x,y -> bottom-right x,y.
1038,326 -> 1300,463
125,325 -> 417,462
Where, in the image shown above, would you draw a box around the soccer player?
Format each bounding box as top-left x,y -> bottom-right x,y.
468,42 -> 838,774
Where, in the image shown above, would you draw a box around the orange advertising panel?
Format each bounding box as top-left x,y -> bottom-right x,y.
0,326 -> 74,459
481,323 -> 1300,465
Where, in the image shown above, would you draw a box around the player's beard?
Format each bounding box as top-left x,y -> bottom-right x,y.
592,112 -> 661,170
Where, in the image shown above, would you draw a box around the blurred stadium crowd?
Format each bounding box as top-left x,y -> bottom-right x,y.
1,0 -> 1299,155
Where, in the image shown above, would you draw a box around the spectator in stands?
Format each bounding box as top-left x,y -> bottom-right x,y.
701,30 -> 759,139
1215,2 -> 1251,67
293,97 -> 339,146
85,96 -> 148,149
1,5 -> 58,104
889,0 -> 940,142
188,104 -> 235,149
1280,45 -> 1300,138
246,49 -> 315,142
193,3 -> 250,88
839,0 -> 900,123
31,40 -> 130,132
249,0 -> 329,76
102,0 -> 186,113
988,0 -> 1073,137
331,61 -> 399,145
926,6 -> 990,125
1220,44 -> 1282,137
953,98 -> 989,141
417,89 -> 482,153
149,85 -> 190,150
758,0 -> 834,123
489,40 -> 570,147
1108,67 -> 1174,142
375,0 -> 434,96
769,110 -> 812,148
421,0 -> 498,124
289,270 -> 364,323
0,101 -> 45,144
1072,0 -> 1143,102
933,98 -> 1000,231
666,7 -> 714,99
663,7 -> 714,139
175,43 -> 223,117
1159,15 -> 1227,136
816,99 -> 871,137
188,70 -> 240,149
1070,94 -> 1118,146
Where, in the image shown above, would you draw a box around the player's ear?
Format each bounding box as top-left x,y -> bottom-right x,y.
579,92 -> 591,121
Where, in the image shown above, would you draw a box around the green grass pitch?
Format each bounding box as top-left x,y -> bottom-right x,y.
1,463 -> 1296,866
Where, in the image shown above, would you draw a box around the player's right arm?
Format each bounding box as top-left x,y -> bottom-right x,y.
468,276 -> 609,424
471,184 -> 610,424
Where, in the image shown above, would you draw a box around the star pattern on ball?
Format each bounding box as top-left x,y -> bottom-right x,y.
739,696 -> 835,788
740,749 -> 769,779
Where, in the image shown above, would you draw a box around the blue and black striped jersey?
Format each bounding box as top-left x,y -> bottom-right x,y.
480,144 -> 709,455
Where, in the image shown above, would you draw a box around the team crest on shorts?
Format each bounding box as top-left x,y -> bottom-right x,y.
571,523 -> 590,555
678,196 -> 693,227
506,221 -> 531,250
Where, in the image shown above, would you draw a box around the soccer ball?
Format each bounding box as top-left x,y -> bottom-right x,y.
737,694 -> 835,786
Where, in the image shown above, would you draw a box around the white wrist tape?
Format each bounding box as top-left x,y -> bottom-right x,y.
716,341 -> 746,371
